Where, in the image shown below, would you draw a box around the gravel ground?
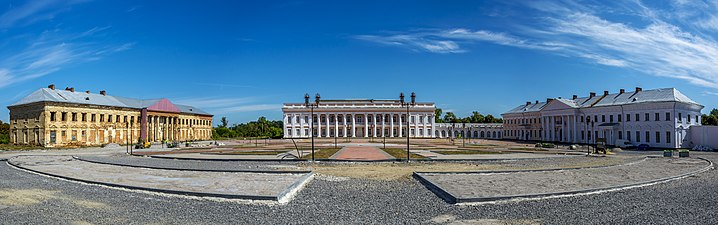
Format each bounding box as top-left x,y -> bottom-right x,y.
0,152 -> 716,224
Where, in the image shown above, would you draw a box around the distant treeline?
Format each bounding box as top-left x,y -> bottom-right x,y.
434,108 -> 503,123
0,120 -> 9,144
212,116 -> 283,139
703,109 -> 718,126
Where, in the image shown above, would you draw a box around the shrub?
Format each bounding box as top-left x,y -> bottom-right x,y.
0,134 -> 9,144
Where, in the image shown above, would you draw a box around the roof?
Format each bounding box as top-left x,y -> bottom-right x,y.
504,88 -> 702,114
9,88 -> 212,116
504,101 -> 547,114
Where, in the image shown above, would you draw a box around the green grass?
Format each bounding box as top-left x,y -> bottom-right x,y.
0,144 -> 46,151
432,150 -> 503,155
381,148 -> 426,159
214,150 -> 289,155
301,148 -> 342,159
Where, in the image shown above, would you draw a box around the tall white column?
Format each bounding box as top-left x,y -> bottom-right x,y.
381,114 -> 386,137
351,114 -> 356,137
334,114 -> 338,137
342,114 -> 347,137
573,115 -> 577,143
398,114 -> 403,138
371,114 -> 377,137
364,113 -> 369,137
317,114 -> 322,137
390,114 -> 394,137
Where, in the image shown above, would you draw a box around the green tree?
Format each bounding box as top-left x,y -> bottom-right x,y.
220,117 -> 228,128
443,112 -> 457,123
0,120 -> 9,144
435,108 -> 444,123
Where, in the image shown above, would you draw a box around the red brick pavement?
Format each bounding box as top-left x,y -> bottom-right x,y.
330,146 -> 394,161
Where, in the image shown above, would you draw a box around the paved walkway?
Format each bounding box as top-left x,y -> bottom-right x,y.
411,150 -> 572,160
330,146 -> 395,161
8,156 -> 312,202
416,157 -> 712,203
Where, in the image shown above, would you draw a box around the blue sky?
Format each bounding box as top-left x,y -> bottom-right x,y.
1,0 -> 717,125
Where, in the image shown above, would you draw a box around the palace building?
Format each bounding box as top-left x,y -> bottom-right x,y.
283,99 -> 437,138
502,87 -> 704,148
282,97 -> 503,139
7,85 -> 213,147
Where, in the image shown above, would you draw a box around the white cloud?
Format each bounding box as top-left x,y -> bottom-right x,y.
0,0 -> 88,29
0,28 -> 134,89
356,1 -> 718,89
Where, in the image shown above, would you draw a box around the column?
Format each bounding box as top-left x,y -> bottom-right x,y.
381,114 -> 386,137
351,113 -> 356,137
390,114 -> 394,137
573,115 -> 577,143
342,114 -> 347,137
373,114 -> 378,137
364,113 -> 373,137
317,114 -> 322,137
398,114 -> 403,138
333,114 -> 338,137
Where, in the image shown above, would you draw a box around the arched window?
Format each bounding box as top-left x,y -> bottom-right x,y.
492,131 -> 497,138
473,131 -> 478,137
481,131 -> 485,138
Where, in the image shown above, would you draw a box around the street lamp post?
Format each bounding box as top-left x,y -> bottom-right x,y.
304,93 -> 320,161
400,92 -> 416,162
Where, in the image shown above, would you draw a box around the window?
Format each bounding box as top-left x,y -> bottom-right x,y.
618,115 -> 622,122
656,132 -> 661,144
124,116 -> 128,123
100,115 -> 104,122
688,114 -> 691,123
609,115 -> 614,123
581,131 -> 585,140
645,131 -> 650,143
287,116 -> 292,124
636,113 -> 640,121
72,113 -> 77,122
61,112 -> 67,121
91,114 -> 96,122
116,115 -> 120,123
295,129 -> 299,136
602,115 -> 606,122
618,131 -> 623,139
666,132 -> 671,143
587,131 -> 592,140
678,113 -> 682,122
666,112 -> 671,121
50,112 -> 56,121
627,131 -> 631,141
82,113 -> 87,122
655,113 -> 659,121
626,114 -> 631,122
636,131 -> 640,142
304,116 -> 308,123
108,115 -> 112,123
594,115 -> 598,123
645,113 -> 650,121
580,116 -> 584,122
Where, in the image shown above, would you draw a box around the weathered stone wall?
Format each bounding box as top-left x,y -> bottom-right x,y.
9,102 -> 212,147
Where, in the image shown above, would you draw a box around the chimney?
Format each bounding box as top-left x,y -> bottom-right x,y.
68,87 -> 74,92
635,87 -> 642,92
558,96 -> 562,99
572,95 -> 578,100
100,90 -> 106,96
546,98 -> 553,102
526,101 -> 531,106
48,84 -> 55,90
603,90 -> 609,96
589,92 -> 596,98
620,89 -> 625,94
85,90 -> 90,94
535,100 -> 539,104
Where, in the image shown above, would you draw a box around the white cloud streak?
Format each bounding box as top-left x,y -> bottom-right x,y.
0,1 -> 132,89
356,0 -> 718,89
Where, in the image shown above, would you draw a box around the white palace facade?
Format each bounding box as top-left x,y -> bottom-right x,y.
502,87 -> 704,148
282,98 -> 503,139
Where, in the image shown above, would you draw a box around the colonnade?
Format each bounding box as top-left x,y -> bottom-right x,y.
285,112 -> 435,138
542,115 -> 578,143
